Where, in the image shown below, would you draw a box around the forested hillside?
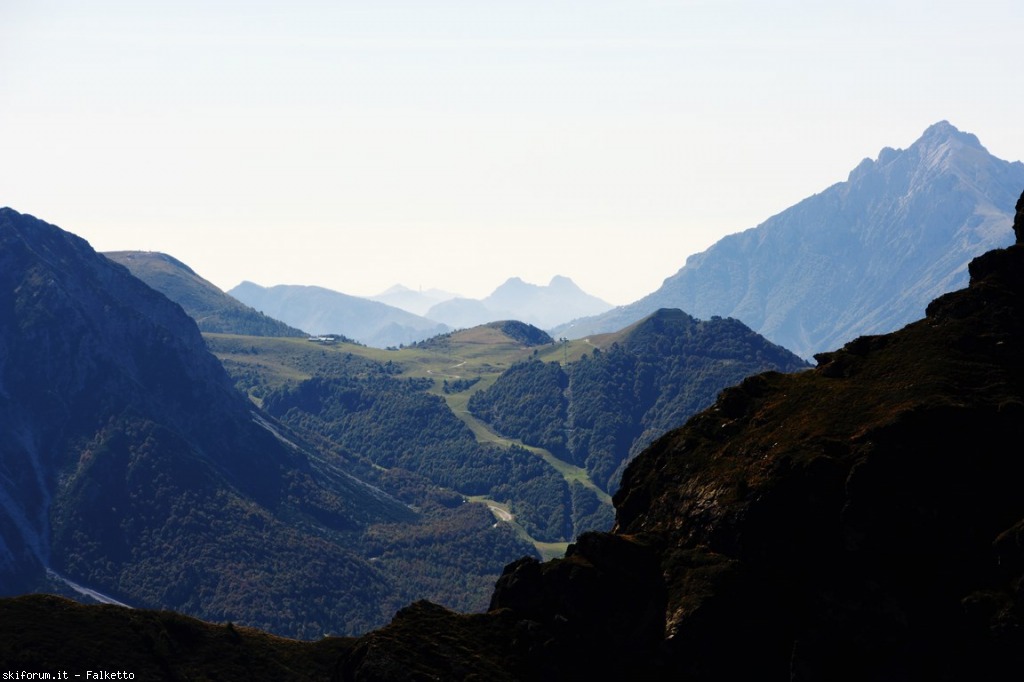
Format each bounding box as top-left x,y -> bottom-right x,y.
261,373 -> 574,542
470,309 -> 810,491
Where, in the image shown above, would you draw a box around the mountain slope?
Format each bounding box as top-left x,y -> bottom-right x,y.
104,250 -> 306,337
229,281 -> 448,348
556,121 -> 1024,359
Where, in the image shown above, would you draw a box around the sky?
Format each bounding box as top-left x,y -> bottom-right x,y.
2,1 -> 1022,306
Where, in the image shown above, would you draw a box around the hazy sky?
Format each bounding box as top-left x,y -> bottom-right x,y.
2,1 -> 1022,305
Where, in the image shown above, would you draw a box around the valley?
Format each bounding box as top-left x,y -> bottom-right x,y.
204,307 -> 807,561
204,326 -> 614,559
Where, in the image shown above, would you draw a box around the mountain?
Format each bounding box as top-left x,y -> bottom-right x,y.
427,275 -> 612,330
424,296 -> 499,330
368,284 -> 458,317
555,121 -> 1024,359
0,207 -> 534,638
104,251 -> 306,337
6,195 -> 1024,680
468,309 -> 809,492
228,281 -> 449,348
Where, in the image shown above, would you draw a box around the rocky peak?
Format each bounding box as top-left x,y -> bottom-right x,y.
547,274 -> 578,291
848,120 -> 992,185
919,119 -> 984,149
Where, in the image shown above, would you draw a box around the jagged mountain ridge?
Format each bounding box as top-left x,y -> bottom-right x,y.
105,250 -> 307,337
229,281 -> 449,348
5,193 -> 1024,679
555,121 -> 1024,359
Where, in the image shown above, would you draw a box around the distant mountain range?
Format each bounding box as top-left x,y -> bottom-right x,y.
229,281 -> 449,348
368,284 -> 459,317
105,251 -> 307,338
426,275 -> 613,330
554,121 -> 1024,359
228,275 -> 612,347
